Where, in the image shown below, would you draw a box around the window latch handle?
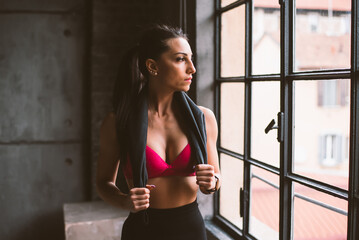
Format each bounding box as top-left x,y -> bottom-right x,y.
264,119 -> 278,134
264,112 -> 284,142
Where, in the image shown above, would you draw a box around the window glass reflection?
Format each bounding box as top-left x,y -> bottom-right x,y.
294,80 -> 350,189
295,0 -> 351,71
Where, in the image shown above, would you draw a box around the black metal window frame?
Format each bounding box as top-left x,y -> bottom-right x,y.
213,0 -> 359,239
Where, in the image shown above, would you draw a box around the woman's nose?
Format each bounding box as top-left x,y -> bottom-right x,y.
188,60 -> 196,74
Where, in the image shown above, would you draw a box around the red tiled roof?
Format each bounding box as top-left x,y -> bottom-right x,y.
254,0 -> 351,12
254,32 -> 350,70
296,33 -> 350,70
251,169 -> 347,239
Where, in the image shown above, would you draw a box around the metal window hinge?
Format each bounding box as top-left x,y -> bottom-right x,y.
240,188 -> 248,218
277,112 -> 284,142
240,188 -> 244,217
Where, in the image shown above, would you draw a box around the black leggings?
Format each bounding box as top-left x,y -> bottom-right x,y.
121,200 -> 207,240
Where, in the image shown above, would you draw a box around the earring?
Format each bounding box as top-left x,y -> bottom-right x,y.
149,70 -> 157,76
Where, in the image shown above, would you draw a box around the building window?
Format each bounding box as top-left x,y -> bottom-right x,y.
318,80 -> 350,107
214,0 -> 357,239
320,134 -> 342,167
308,13 -> 319,33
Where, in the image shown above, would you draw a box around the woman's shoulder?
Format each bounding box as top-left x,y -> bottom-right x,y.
197,106 -> 218,139
100,112 -> 117,137
101,112 -> 116,125
197,106 -> 217,127
104,112 -> 116,120
197,106 -> 215,119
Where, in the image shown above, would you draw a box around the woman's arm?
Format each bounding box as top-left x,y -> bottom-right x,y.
196,107 -> 221,194
96,113 -> 150,212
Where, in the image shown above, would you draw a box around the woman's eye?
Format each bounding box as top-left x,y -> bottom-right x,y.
176,57 -> 185,61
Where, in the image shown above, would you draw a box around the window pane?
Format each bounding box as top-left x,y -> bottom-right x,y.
295,0 -> 351,71
251,81 -> 280,167
250,166 -> 279,239
219,153 -> 243,229
221,0 -> 237,7
221,5 -> 245,77
293,183 -> 347,239
220,82 -> 245,153
293,80 -> 350,189
252,0 -> 280,75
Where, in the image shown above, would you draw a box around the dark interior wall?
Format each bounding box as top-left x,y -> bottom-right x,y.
0,0 -> 192,239
195,0 -> 215,110
90,0 -> 186,199
0,1 -> 89,240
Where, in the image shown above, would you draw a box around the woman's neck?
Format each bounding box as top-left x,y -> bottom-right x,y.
148,81 -> 174,118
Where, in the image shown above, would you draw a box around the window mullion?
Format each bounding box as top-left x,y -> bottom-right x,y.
279,0 -> 294,240
348,0 -> 359,239
214,81 -> 221,217
242,0 -> 252,236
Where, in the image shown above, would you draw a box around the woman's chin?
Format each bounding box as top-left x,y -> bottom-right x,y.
182,86 -> 191,92
183,82 -> 192,92
173,85 -> 190,92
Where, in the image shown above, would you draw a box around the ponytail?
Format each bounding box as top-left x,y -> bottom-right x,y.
112,46 -> 145,160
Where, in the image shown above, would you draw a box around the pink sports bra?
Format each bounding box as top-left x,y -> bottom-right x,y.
123,143 -> 196,179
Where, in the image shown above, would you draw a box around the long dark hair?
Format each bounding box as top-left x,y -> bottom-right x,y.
112,24 -> 188,160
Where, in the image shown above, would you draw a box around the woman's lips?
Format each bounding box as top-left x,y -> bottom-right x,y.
185,77 -> 192,81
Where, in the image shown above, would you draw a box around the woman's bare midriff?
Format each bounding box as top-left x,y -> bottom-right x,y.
126,176 -> 198,209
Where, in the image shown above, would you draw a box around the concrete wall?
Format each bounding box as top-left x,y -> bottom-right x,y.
0,0 -> 216,238
196,0 -> 215,111
0,0 -> 89,239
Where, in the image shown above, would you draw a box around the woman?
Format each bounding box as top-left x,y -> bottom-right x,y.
96,24 -> 221,240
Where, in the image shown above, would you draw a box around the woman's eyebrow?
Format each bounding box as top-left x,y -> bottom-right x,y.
174,52 -> 192,56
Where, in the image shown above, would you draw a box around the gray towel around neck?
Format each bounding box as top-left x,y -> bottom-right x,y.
116,87 -> 208,192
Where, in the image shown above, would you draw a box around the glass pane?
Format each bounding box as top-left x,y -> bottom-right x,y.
294,80 -> 350,189
293,183 -> 347,239
221,5 -> 245,77
250,166 -> 279,239
219,153 -> 243,229
295,0 -> 351,71
252,0 -> 280,75
221,0 -> 237,7
251,81 -> 280,167
220,83 -> 245,153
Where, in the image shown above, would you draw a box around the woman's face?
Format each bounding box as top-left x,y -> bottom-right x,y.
154,37 -> 196,92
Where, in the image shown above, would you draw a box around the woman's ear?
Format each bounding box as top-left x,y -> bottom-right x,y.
146,59 -> 159,76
